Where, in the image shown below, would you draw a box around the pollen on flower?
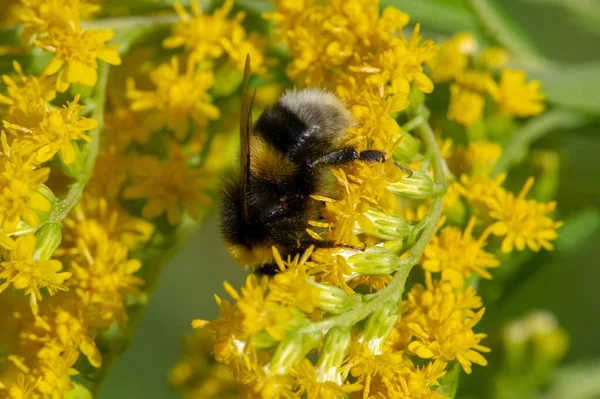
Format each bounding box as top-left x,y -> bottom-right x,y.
123,146 -> 211,225
126,57 -> 220,140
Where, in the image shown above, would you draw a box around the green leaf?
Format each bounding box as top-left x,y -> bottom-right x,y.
439,362 -> 461,397
468,0 -> 546,68
528,61 -> 600,114
555,208 -> 600,253
382,0 -> 481,34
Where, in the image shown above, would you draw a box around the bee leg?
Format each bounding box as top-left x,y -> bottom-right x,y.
253,263 -> 282,276
308,148 -> 386,167
358,150 -> 386,163
301,239 -> 367,252
393,162 -> 413,178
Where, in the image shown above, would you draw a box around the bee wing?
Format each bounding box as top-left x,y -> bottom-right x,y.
240,55 -> 255,222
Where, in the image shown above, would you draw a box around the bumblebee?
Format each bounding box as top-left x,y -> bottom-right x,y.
220,58 -> 387,274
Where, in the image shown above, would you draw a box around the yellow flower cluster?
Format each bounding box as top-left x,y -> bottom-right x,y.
428,33 -> 545,127
172,2 -> 565,399
20,0 -> 121,91
163,0 -> 268,75
0,0 -> 153,396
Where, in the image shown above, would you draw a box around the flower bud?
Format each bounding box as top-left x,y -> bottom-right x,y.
354,207 -> 410,241
392,129 -> 419,161
339,246 -> 401,275
269,331 -> 320,375
312,281 -> 362,314
388,170 -> 434,199
358,300 -> 399,355
30,184 -> 57,225
60,141 -> 85,178
34,223 -> 62,260
316,327 -> 351,383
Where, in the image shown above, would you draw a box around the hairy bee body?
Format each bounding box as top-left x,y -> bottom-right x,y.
221,86 -> 385,274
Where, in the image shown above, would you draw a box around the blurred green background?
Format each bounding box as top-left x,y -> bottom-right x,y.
100,0 -> 600,398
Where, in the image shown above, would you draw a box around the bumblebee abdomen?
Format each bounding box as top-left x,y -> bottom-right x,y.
255,89 -> 352,164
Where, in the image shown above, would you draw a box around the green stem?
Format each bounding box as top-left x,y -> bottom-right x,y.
82,15 -> 178,31
46,63 -> 108,225
492,109 -> 588,176
298,105 -> 447,335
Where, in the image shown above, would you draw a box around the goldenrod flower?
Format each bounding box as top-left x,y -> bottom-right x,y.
164,0 -> 235,59
447,83 -> 485,127
40,27 -> 121,91
478,47 -> 509,68
293,359 -> 362,399
0,234 -> 71,313
427,32 -> 477,83
488,177 -> 562,253
0,132 -> 51,249
0,61 -> 55,128
56,198 -> 145,327
269,247 -> 321,314
3,94 -> 96,165
397,274 -> 490,374
455,140 -> 503,176
123,147 -> 210,225
104,106 -> 157,151
126,57 -> 220,140
493,69 -> 546,117
19,0 -> 100,39
422,217 -> 500,287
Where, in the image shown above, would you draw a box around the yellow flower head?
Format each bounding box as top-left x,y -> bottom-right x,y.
422,217 -> 500,287
488,177 -> 563,253
56,197 -> 145,327
398,274 -> 490,374
426,32 -> 477,83
123,146 -> 211,225
164,0 -> 236,59
41,27 -> 121,91
0,61 -> 55,128
269,247 -> 321,314
19,0 -> 101,40
3,94 -> 96,165
493,69 -> 546,117
447,83 -> 485,127
104,106 -> 157,151
0,234 -> 71,313
478,47 -> 509,68
457,140 -> 503,176
126,57 -> 220,140
0,132 -> 51,249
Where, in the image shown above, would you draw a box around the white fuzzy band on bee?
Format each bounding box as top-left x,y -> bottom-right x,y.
280,88 -> 353,146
